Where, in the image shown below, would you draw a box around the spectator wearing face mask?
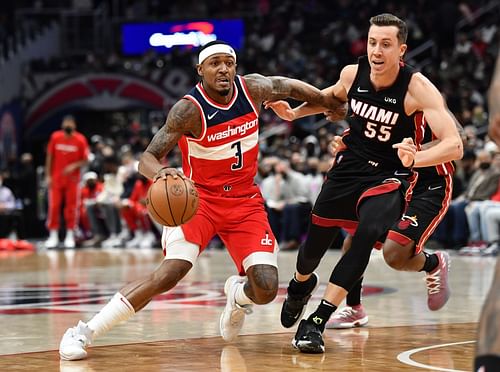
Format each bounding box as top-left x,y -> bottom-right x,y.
44,115 -> 89,249
122,174 -> 155,249
461,152 -> 500,250
261,159 -> 311,250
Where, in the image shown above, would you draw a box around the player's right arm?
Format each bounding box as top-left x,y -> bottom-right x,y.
265,64 -> 357,120
138,99 -> 201,182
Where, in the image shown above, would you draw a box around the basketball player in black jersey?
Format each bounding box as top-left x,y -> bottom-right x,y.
474,50 -> 500,372
322,113 -> 463,329
266,13 -> 463,353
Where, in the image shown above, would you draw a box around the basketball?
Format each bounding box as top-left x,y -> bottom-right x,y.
146,176 -> 199,227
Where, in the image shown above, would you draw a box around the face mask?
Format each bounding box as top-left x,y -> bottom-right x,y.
479,162 -> 491,170
64,127 -> 74,135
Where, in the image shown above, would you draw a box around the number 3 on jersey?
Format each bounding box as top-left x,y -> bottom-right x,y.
231,141 -> 243,170
364,121 -> 393,142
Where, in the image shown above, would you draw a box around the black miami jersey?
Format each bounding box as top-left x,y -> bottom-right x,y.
343,56 -> 425,170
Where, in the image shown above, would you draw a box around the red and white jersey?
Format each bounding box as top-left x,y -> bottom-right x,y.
47,130 -> 89,182
179,75 -> 261,197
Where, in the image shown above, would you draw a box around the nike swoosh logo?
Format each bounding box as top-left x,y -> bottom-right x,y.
428,185 -> 443,191
207,111 -> 219,120
394,171 -> 410,176
357,87 -> 369,93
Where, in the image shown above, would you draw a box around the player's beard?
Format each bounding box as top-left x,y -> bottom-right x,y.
219,88 -> 230,96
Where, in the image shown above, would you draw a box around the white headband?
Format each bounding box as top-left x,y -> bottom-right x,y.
198,44 -> 236,64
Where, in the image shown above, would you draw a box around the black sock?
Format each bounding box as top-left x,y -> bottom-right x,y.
307,299 -> 337,332
346,278 -> 363,306
474,355 -> 500,371
288,273 -> 317,297
420,252 -> 439,273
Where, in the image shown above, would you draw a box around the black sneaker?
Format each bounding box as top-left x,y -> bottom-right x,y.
280,273 -> 319,328
292,319 -> 325,354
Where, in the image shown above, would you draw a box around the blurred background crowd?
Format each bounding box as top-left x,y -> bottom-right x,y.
0,0 -> 499,254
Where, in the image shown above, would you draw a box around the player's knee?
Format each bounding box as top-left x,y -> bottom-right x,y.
151,259 -> 192,294
246,264 -> 278,304
252,286 -> 278,304
382,241 -> 408,270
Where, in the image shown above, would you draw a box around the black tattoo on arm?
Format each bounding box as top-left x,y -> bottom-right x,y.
244,73 -> 343,112
138,99 -> 201,179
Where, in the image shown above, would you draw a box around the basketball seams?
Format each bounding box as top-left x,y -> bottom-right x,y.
165,176 -> 179,226
146,176 -> 198,227
180,178 -> 189,224
147,184 -> 171,226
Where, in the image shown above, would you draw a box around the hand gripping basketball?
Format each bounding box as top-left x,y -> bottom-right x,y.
146,175 -> 199,226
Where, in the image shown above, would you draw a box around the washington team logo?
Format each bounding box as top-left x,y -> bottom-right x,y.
398,214 -> 418,230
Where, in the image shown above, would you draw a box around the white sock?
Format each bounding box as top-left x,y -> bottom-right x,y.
66,230 -> 74,239
49,230 -> 58,239
87,292 -> 135,339
234,282 -> 253,306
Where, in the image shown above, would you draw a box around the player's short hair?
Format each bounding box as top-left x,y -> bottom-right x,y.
62,114 -> 76,123
369,13 -> 408,44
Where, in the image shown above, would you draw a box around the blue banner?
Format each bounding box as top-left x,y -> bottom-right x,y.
122,19 -> 244,55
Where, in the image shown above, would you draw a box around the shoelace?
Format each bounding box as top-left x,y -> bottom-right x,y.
424,269 -> 442,294
333,307 -> 356,319
73,324 -> 92,346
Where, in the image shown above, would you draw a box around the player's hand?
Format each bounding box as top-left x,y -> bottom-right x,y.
323,103 -> 347,122
328,136 -> 347,156
45,175 -> 52,187
62,164 -> 76,175
393,137 -> 417,168
264,100 -> 296,121
153,167 -> 186,182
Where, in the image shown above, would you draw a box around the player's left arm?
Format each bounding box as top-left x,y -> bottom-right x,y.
404,73 -> 463,167
243,73 -> 344,114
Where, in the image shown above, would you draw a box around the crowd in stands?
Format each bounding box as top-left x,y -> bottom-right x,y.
0,0 -> 499,254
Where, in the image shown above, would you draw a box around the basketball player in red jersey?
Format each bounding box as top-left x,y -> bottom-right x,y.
45,115 -> 89,249
266,13 -> 463,353
59,40 -> 344,360
474,50 -> 500,372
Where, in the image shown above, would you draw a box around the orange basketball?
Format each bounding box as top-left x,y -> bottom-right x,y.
146,176 -> 199,227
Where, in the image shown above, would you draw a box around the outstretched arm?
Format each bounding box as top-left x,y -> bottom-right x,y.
262,64 -> 356,121
244,73 -> 344,116
138,99 -> 201,181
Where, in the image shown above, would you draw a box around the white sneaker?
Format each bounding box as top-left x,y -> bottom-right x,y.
220,275 -> 253,342
102,234 -> 121,248
139,232 -> 155,249
63,235 -> 76,249
126,231 -> 144,248
59,321 -> 94,360
45,231 -> 59,249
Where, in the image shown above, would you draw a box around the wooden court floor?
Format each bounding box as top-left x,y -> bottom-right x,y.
0,248 -> 496,371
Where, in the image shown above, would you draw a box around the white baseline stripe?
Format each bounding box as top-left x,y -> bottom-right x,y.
397,340 -> 475,372
188,130 -> 258,160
